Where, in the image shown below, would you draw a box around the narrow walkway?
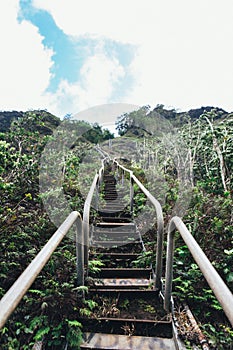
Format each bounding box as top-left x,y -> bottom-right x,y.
80,163 -> 182,350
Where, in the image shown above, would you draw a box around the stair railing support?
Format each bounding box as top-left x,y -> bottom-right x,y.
76,216 -> 84,286
113,159 -> 164,290
0,211 -> 81,329
130,174 -> 134,214
83,173 -> 99,266
122,169 -> 124,185
83,157 -> 108,267
164,216 -> 233,328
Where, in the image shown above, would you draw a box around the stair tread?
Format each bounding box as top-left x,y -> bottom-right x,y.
83,317 -> 171,324
96,222 -> 135,226
101,267 -> 152,272
89,253 -> 139,257
91,241 -> 141,246
93,232 -> 137,237
81,332 -> 176,349
100,219 -> 131,223
92,277 -> 153,287
90,268 -> 153,279
89,288 -> 156,292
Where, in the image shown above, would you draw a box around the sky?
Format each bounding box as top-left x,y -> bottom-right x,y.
1,0 -> 233,126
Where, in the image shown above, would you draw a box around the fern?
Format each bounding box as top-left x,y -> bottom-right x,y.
34,326 -> 50,341
66,319 -> 83,348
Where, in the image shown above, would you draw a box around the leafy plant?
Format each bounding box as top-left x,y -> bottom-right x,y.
88,258 -> 105,274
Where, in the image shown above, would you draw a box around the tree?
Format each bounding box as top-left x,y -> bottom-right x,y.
83,123 -> 114,144
115,106 -> 150,136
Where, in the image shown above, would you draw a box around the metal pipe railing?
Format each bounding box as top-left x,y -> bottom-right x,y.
164,216 -> 233,327
83,157 -> 108,266
76,214 -> 84,287
113,159 -> 164,290
83,173 -> 99,265
0,211 -> 82,329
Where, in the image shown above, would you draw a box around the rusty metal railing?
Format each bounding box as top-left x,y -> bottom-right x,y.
113,159 -> 164,290
0,211 -> 83,329
164,216 -> 233,327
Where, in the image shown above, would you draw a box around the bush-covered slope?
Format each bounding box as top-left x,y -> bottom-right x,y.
0,107 -> 232,349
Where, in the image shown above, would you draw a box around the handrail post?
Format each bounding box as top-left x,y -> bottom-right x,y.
155,214 -> 164,290
83,216 -> 89,267
130,174 -> 134,214
164,220 -> 176,312
0,211 -> 81,329
164,216 -> 233,327
83,172 -> 100,267
113,159 -> 164,291
82,157 -> 108,268
76,217 -> 84,286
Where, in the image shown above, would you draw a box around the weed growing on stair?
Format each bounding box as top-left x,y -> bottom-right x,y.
88,258 -> 105,274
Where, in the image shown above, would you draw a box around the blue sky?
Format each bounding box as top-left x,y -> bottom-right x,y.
0,0 -> 233,124
19,0 -> 84,93
19,0 -> 135,96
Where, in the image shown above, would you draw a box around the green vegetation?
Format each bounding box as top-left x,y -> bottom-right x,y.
115,106 -> 233,349
0,111 -> 113,349
0,107 -> 232,349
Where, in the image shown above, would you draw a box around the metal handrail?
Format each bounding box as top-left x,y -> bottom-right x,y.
164,216 -> 233,327
113,159 -> 164,290
95,145 -> 111,160
83,157 -> 108,266
0,211 -> 82,329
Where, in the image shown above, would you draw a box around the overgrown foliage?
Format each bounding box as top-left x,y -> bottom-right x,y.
0,111 -> 112,349
0,107 -> 233,349
115,107 -> 233,349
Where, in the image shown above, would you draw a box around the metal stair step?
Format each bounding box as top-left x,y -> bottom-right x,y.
91,268 -> 153,278
103,193 -> 118,197
93,228 -> 136,234
89,253 -> 140,259
100,217 -> 132,223
93,225 -> 136,232
89,288 -> 156,293
97,210 -> 131,218
80,317 -> 172,338
98,205 -> 128,211
103,187 -> 117,190
93,231 -> 136,239
81,332 -> 177,350
92,231 -> 138,239
89,253 -> 141,268
90,277 -> 153,288
92,238 -> 139,244
91,241 -> 141,248
93,242 -> 143,254
96,222 -> 135,227
97,210 -> 128,215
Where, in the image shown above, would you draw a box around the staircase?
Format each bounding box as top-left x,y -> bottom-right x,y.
1,157 -> 232,348
80,163 -> 184,349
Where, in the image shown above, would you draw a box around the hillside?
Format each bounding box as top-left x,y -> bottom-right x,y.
116,104 -> 231,136
0,107 -> 232,349
0,110 -> 61,134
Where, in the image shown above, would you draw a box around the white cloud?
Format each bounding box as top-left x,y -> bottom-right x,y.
33,0 -> 233,112
33,0 -> 153,44
0,0 -> 53,111
0,1 -> 126,117
46,49 -> 125,117
125,1 -> 233,111
1,0 -> 233,116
